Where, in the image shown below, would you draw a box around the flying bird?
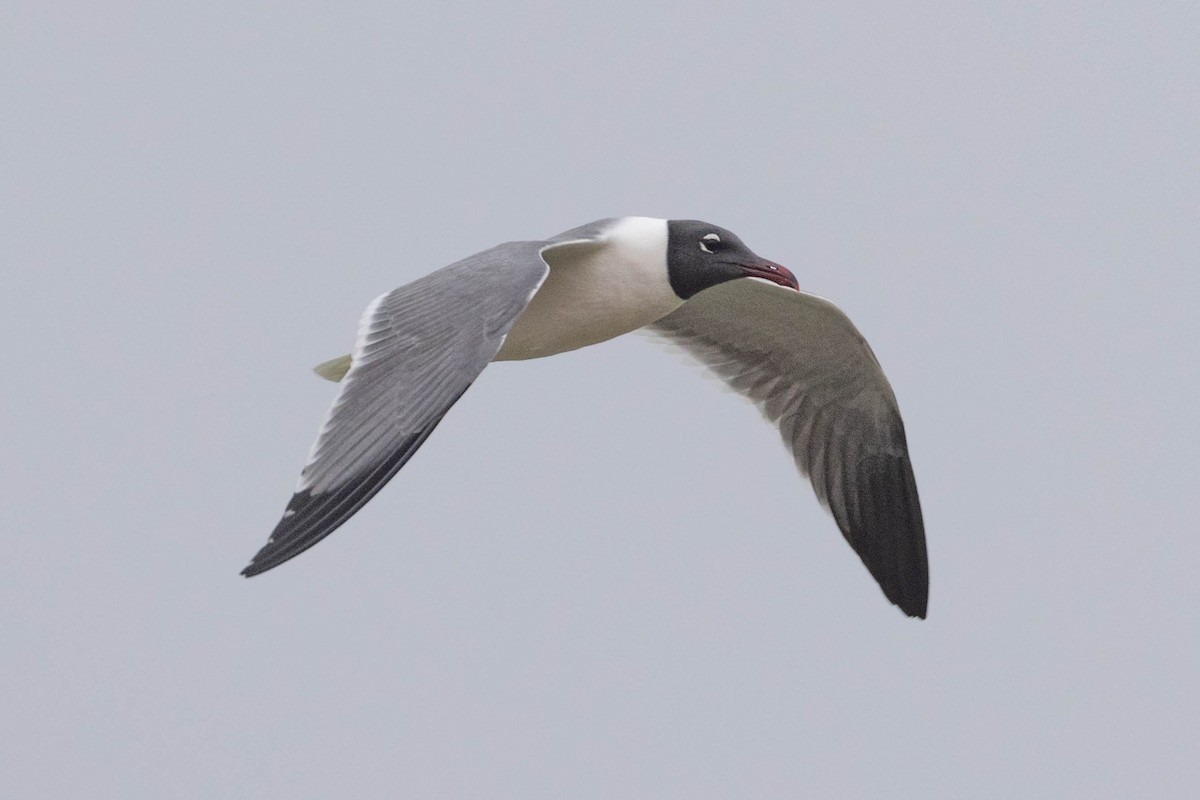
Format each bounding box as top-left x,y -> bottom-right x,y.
243,218 -> 928,617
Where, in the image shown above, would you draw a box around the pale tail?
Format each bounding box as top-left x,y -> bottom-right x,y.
313,354 -> 353,382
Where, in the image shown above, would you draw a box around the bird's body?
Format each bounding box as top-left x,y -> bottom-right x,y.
244,217 -> 930,617
497,217 -> 679,360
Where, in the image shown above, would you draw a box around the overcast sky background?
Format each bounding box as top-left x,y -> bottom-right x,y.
3,2 -> 1198,797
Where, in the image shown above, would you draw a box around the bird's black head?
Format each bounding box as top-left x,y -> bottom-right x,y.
665,220 -> 799,300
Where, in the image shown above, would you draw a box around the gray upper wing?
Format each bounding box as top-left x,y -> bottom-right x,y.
651,279 -> 928,617
243,233 -> 604,576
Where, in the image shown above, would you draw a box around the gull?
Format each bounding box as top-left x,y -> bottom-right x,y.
243,217 -> 929,617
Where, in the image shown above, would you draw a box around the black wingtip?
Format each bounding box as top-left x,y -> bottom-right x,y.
239,545 -> 282,577
880,579 -> 927,618
870,534 -> 928,619
839,452 -> 929,620
899,597 -> 928,619
240,408 -> 464,581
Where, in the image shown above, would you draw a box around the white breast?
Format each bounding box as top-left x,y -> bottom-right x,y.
494,217 -> 682,361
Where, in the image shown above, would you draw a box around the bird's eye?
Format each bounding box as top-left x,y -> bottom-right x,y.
699,233 -> 721,254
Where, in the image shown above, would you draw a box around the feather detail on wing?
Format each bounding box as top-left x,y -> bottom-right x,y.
651,279 -> 929,617
243,236 -> 602,576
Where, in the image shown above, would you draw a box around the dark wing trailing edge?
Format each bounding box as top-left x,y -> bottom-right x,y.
652,279 -> 929,617
242,237 -> 597,577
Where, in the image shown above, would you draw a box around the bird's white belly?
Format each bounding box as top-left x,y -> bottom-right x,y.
494,218 -> 681,361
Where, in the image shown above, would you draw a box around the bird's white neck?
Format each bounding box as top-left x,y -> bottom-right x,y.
602,215 -> 669,265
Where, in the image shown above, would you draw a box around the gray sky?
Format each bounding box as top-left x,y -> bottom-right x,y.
3,1 -> 1198,797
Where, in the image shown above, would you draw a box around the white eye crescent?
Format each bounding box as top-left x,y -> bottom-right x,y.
699,233 -> 721,254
